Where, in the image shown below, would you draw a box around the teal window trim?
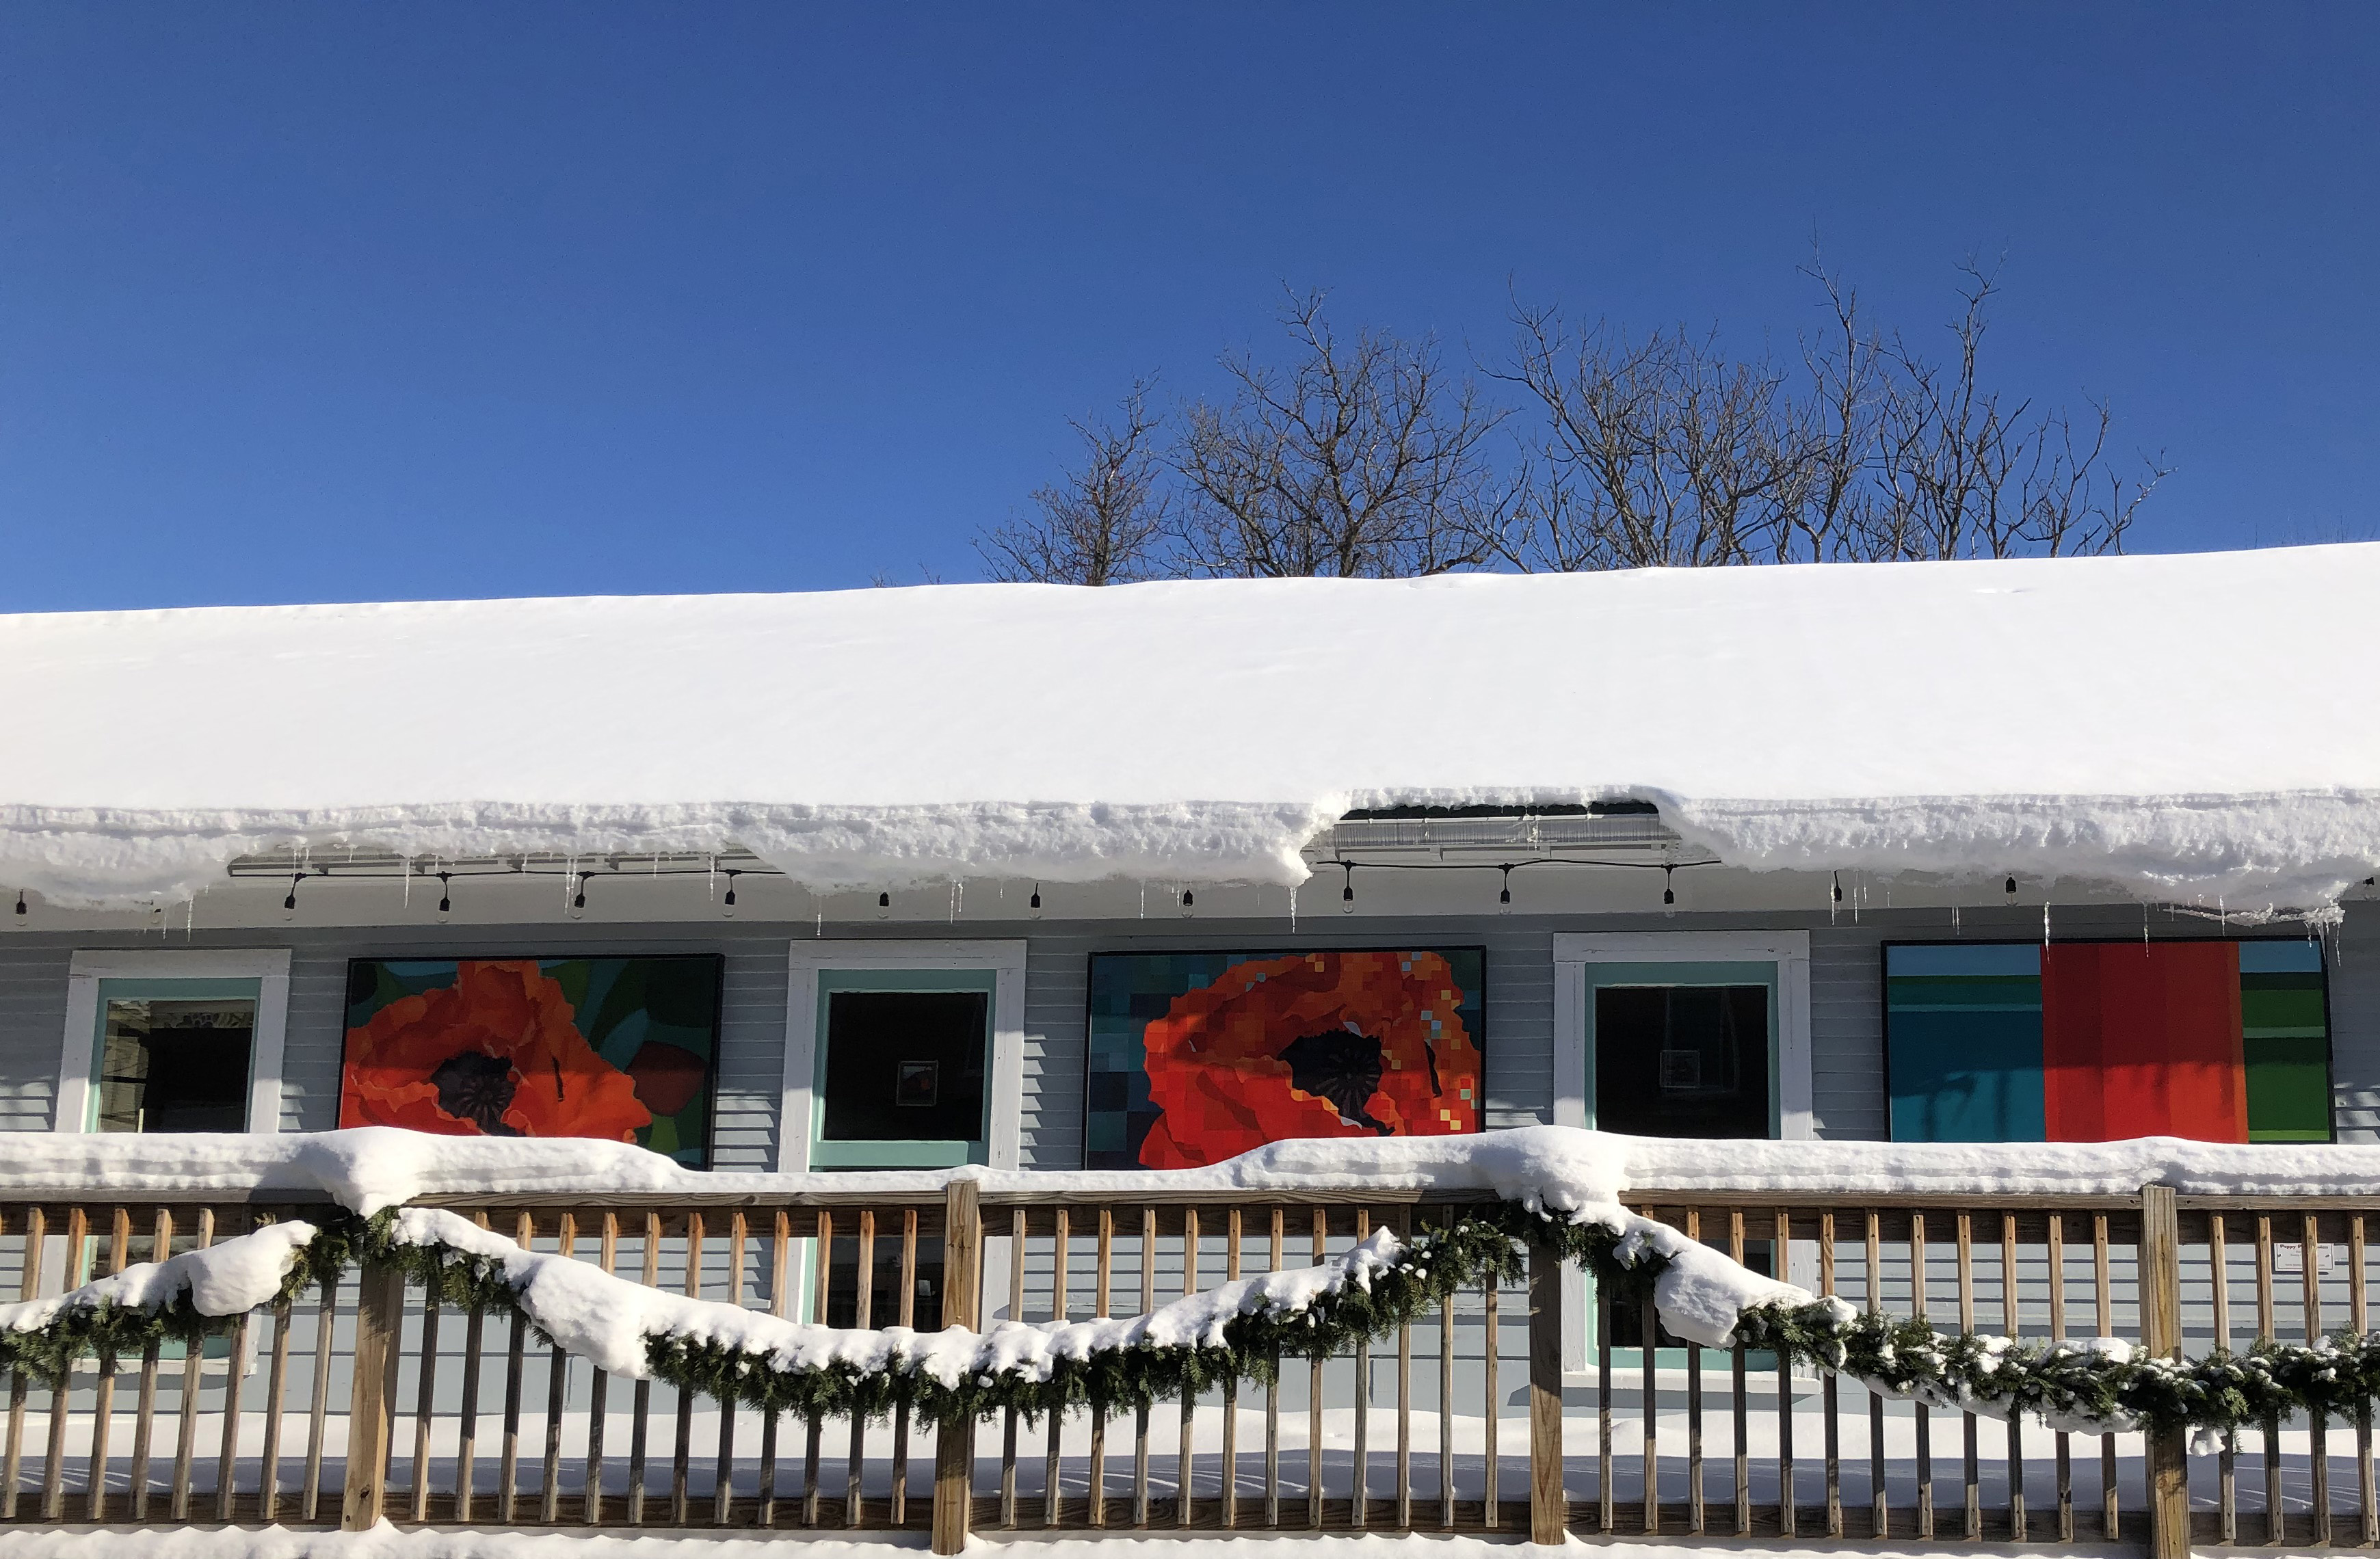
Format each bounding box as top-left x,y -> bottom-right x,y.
87,976 -> 264,1134
812,968 -> 998,1171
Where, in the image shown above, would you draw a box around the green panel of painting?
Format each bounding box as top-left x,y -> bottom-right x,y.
2243,943 -> 2329,1141
341,956 -> 722,1167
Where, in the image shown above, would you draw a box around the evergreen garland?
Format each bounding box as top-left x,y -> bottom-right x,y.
3,1199 -> 2371,1446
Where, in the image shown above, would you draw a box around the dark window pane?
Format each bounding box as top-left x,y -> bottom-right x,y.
1594,984 -> 1769,1138
821,990 -> 988,1143
96,998 -> 254,1134
822,1233 -> 946,1329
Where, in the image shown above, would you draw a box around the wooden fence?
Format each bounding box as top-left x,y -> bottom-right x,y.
1,1177 -> 2371,1556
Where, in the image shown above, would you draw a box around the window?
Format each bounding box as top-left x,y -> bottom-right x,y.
1553,932 -> 1813,1371
96,994 -> 256,1133
782,942 -> 1027,1173
53,951 -> 293,1136
817,985 -> 992,1160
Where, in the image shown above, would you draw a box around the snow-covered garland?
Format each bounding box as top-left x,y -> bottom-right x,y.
0,1202 -> 2370,1452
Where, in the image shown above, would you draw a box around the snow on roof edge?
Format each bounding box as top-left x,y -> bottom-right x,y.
3,785 -> 2373,917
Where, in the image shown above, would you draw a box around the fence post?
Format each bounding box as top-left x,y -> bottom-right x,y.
2140,1183 -> 2191,1559
341,1257 -> 406,1532
1529,1236 -> 1565,1544
933,1175 -> 983,1556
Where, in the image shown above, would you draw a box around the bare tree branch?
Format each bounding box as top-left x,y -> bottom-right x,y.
973,381 -> 1170,585
1173,290 -> 1512,578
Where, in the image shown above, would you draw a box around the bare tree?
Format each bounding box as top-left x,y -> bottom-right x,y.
1494,308 -> 1811,570
977,261 -> 2163,586
1862,263 -> 2162,559
973,382 -> 1169,585
1172,291 -> 1511,578
1492,258 -> 2166,570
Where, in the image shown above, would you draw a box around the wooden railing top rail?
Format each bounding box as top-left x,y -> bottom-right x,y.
0,1180 -> 2365,1219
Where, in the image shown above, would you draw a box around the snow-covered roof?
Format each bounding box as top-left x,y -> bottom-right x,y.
5,544 -> 2377,909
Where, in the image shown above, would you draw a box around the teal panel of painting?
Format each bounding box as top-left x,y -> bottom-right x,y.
1886,943 -> 2046,1143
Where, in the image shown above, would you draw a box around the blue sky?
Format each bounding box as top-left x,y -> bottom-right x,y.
3,4 -> 2374,610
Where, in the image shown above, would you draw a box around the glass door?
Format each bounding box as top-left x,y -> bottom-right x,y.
1584,959 -> 1783,1359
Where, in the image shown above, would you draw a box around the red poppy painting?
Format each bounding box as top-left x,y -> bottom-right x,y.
341,956 -> 721,1163
1087,950 -> 1485,1171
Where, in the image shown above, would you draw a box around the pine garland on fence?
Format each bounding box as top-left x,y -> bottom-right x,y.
4,1199 -> 2375,1447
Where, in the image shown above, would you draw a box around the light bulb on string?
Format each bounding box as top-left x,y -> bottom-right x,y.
436,871 -> 453,922
569,873 -> 587,918
2005,875 -> 2019,900
722,871 -> 739,917
1832,872 -> 1844,905
12,890 -> 24,924
1340,864 -> 1356,915
1179,888 -> 1195,918
1029,884 -> 1042,918
1662,865 -> 1676,910
283,872 -> 302,919
1498,866 -> 1513,914
876,892 -> 892,920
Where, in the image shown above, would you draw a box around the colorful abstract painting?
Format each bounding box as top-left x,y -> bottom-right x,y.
1085,949 -> 1485,1171
1885,940 -> 2329,1144
341,957 -> 722,1166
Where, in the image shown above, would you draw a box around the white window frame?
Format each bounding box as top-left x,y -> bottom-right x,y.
780,940 -> 1029,1173
53,949 -> 294,1135
1550,930 -> 1812,1372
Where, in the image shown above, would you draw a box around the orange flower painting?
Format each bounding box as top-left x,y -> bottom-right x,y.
1092,950 -> 1484,1171
340,957 -> 721,1160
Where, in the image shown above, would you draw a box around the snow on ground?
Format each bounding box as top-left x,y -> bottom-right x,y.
6,1125 -> 2380,1218
0,1525 -> 2145,1558
4,547 -> 2379,910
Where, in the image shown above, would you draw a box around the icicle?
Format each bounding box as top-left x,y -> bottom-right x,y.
1951,903 -> 1961,936
1139,881 -> 1146,918
1288,883 -> 1298,931
815,908 -> 823,938
2143,901 -> 2152,955
403,858 -> 413,910
2043,901 -> 2052,946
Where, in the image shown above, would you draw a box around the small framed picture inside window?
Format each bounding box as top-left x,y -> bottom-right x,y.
896,1059 -> 940,1108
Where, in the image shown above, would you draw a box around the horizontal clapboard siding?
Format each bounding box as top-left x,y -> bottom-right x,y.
0,897 -> 2369,1159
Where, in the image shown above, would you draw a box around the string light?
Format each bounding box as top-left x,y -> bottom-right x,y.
722,870 -> 739,916
876,891 -> 892,920
2005,875 -> 2019,900
1029,884 -> 1042,918
569,872 -> 588,918
1179,888 -> 1195,918
436,871 -> 453,922
1340,863 -> 1356,914
14,890 -> 25,919
283,872 -> 302,918
1832,871 -> 1844,904
1662,865 -> 1676,907
1498,865 -> 1512,913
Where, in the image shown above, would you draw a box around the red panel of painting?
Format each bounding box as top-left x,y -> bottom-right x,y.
2041,942 -> 2246,1142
